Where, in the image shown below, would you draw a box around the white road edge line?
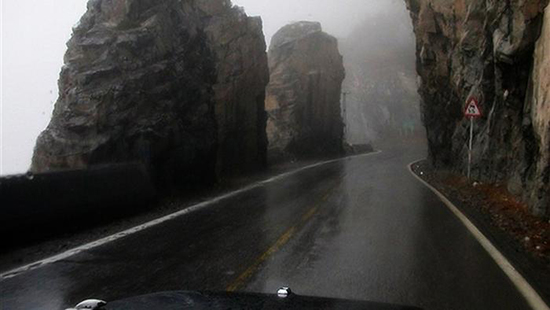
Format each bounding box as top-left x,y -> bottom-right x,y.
408,160 -> 550,310
1,150 -> 382,281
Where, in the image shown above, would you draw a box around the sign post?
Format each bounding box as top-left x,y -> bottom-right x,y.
464,97 -> 482,179
468,116 -> 474,179
342,91 -> 349,139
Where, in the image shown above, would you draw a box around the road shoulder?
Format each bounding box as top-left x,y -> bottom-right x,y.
409,160 -> 550,309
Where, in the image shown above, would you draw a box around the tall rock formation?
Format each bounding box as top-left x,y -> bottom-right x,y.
406,0 -> 550,217
265,22 -> 345,162
31,0 -> 269,186
202,2 -> 269,177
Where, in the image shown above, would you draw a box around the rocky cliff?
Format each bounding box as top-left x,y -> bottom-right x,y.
265,22 -> 345,161
31,0 -> 269,186
203,2 -> 269,177
406,0 -> 550,217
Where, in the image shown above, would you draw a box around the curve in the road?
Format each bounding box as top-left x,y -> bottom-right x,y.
407,161 -> 550,310
0,151 -> 381,281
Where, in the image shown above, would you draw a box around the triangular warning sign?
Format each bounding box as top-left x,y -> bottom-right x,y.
464,97 -> 482,118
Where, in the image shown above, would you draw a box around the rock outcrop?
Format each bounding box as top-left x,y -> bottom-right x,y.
265,22 -> 345,162
31,0 -> 269,186
203,2 -> 269,177
406,0 -> 550,217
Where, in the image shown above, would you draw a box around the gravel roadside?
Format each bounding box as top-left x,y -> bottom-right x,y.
411,160 -> 550,305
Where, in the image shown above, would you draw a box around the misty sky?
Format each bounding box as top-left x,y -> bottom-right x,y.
0,0 -> 405,175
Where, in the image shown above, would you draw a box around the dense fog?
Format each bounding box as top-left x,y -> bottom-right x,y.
340,1 -> 422,144
233,0 -> 404,44
1,0 -> 88,175
0,0 -> 417,175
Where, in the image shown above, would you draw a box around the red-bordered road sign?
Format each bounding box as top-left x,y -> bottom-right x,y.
464,97 -> 482,118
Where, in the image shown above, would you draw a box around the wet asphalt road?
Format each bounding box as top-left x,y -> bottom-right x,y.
0,143 -> 534,310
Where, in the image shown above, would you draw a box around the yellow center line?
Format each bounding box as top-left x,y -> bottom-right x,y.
301,206 -> 318,222
226,186 -> 335,292
226,226 -> 297,292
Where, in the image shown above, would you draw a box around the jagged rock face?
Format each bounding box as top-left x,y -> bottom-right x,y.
31,0 -> 269,186
265,22 -> 345,161
406,0 -> 550,217
530,4 -> 550,216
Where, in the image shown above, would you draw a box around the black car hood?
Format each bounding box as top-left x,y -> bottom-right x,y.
104,291 -> 421,310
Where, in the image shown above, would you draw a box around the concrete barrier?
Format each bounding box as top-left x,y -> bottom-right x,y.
0,163 -> 157,247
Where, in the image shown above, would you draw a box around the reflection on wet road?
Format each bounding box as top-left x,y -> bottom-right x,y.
0,144 -> 533,309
